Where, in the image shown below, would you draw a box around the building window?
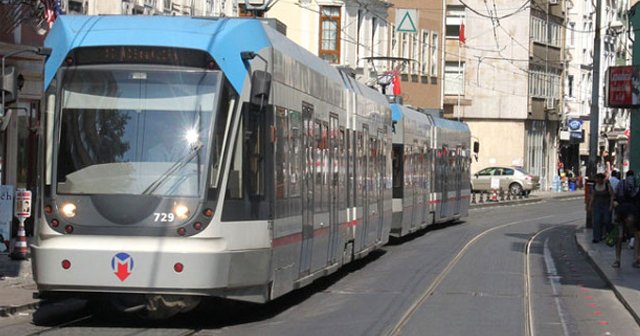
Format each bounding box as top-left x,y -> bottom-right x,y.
411,34 -> 419,74
399,33 -> 409,74
319,6 -> 341,64
431,33 -> 439,76
568,75 -> 574,97
446,5 -> 465,39
391,31 -> 399,58
371,16 -> 377,58
529,66 -> 561,98
421,30 -> 430,75
444,61 -> 464,95
569,22 -> 575,47
239,4 -> 265,17
68,0 -> 83,14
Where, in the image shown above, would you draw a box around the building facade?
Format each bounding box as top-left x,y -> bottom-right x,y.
563,0 -> 631,176
0,1 -> 49,190
444,0 -> 566,190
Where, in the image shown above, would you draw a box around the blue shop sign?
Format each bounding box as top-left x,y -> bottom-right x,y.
567,119 -> 583,131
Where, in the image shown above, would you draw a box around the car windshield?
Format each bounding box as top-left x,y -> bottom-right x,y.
515,167 -> 530,175
55,65 -> 220,197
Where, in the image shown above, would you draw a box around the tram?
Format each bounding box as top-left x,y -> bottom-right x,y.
390,104 -> 471,237
31,15 -> 474,318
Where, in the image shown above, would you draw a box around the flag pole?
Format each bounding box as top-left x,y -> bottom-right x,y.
457,16 -> 463,121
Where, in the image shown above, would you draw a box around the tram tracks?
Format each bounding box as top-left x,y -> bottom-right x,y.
386,215 -> 555,336
23,312 -> 202,336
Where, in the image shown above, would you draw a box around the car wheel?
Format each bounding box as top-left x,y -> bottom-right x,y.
509,183 -> 523,196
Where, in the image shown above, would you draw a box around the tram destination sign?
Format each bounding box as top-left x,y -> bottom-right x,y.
606,65 -> 640,108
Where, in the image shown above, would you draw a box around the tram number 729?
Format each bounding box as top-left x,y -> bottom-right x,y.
153,213 -> 175,222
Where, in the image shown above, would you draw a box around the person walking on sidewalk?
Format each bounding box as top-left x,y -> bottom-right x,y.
589,173 -> 614,243
613,170 -> 640,268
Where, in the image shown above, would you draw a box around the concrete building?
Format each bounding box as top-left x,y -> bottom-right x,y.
563,0 -> 631,176
384,1 -> 444,110
444,0 -> 566,190
267,0 -> 393,91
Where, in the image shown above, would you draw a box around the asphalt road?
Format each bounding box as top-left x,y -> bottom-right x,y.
1,197 -> 638,336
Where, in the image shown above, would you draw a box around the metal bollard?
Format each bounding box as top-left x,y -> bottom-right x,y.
479,191 -> 485,203
471,192 -> 477,204
499,188 -> 505,201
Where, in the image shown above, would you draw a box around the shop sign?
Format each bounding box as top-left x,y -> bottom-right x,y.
0,185 -> 14,253
567,118 -> 583,131
606,65 -> 640,108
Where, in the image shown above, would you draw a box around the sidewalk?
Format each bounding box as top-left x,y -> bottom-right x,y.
0,189 -> 586,317
576,228 -> 640,324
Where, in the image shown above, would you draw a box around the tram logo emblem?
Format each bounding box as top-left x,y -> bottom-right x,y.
111,252 -> 134,282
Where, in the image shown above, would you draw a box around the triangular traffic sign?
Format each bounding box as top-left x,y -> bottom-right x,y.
397,11 -> 417,33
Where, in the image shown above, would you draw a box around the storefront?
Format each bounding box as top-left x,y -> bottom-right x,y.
1,29 -> 47,239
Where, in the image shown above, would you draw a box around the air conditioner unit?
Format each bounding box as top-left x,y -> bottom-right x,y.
546,98 -> 555,110
549,0 -> 558,5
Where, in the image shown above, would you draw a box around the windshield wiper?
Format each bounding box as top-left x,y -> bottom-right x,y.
142,142 -> 203,195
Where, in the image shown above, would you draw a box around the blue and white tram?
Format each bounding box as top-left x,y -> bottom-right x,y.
32,15 -> 393,318
390,104 -> 471,237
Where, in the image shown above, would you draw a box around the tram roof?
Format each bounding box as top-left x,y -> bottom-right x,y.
391,103 -> 470,133
431,114 -> 470,133
44,15 -> 378,103
390,104 -> 431,124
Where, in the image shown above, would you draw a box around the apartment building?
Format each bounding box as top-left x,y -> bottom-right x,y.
444,0 -> 566,190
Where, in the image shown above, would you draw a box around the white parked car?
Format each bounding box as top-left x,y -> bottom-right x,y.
471,166 -> 541,196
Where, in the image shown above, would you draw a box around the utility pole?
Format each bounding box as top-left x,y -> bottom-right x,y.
587,0 -> 602,180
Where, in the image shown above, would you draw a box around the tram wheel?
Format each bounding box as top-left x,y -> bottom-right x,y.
138,294 -> 202,320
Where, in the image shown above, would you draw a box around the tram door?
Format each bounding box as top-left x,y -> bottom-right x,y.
376,130 -> 385,241
454,146 -> 463,215
328,116 -> 340,264
439,145 -> 449,219
299,103 -> 314,275
411,141 -> 419,229
421,145 -> 428,225
424,143 -> 432,224
359,126 -> 370,247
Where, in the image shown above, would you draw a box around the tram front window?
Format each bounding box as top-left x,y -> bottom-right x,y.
56,65 -> 222,197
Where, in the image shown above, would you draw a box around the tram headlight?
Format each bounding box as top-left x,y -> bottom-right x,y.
61,203 -> 77,218
174,204 -> 190,220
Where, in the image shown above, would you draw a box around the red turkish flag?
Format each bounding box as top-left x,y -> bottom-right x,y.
392,71 -> 401,96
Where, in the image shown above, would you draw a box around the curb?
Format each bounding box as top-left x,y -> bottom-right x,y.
574,230 -> 640,326
469,193 -> 582,209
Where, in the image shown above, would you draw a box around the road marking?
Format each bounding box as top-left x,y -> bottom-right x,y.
543,238 -> 571,336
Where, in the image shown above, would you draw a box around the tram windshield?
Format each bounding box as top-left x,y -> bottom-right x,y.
55,65 -> 222,197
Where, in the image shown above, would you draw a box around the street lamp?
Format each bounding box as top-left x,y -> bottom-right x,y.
1,47 -> 51,122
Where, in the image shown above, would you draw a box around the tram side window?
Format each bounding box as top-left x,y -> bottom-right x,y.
356,131 -> 364,208
222,103 -> 266,221
275,107 -> 288,217
314,120 -> 324,212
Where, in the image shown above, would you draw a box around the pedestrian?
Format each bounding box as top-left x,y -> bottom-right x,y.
610,170 -> 621,194
613,170 -> 640,268
588,173 -> 614,243
609,170 -> 622,235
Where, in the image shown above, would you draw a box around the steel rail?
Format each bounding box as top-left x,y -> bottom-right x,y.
386,214 -> 554,336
